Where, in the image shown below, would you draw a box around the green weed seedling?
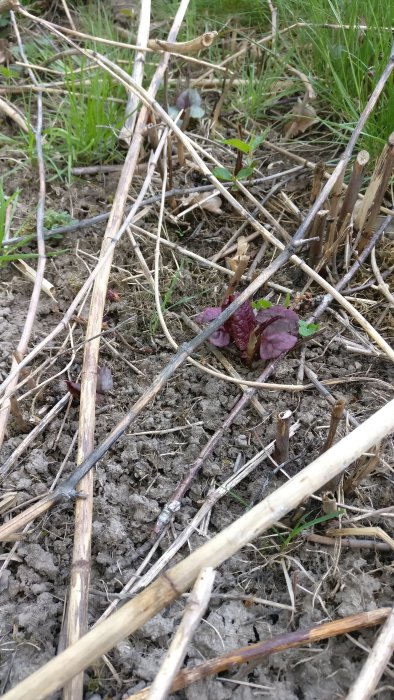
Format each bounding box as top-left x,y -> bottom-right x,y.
281,509 -> 345,549
213,130 -> 269,183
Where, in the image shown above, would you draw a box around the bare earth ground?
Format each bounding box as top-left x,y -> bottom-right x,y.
0,150 -> 393,700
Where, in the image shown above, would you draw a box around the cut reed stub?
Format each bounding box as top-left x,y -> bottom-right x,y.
273,409 -> 292,465
310,160 -> 325,204
309,209 -> 328,267
337,150 -> 370,230
318,398 -> 346,493
355,132 -> 394,252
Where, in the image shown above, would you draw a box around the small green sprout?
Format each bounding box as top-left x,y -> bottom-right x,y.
298,320 -> 320,337
213,128 -> 269,182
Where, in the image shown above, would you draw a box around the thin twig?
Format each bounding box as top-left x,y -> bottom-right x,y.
370,247 -> 394,307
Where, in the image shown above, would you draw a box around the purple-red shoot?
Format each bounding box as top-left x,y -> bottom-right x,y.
195,295 -> 299,361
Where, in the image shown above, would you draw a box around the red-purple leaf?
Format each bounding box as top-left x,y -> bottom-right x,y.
195,306 -> 222,323
209,328 -> 231,347
195,306 -> 230,347
195,300 -> 299,362
224,296 -> 257,353
256,306 -> 299,360
106,288 -> 120,303
65,379 -> 81,398
255,305 -> 299,333
260,331 -> 297,360
176,88 -> 202,111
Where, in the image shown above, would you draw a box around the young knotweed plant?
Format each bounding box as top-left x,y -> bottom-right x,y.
213,130 -> 269,183
195,294 -> 301,364
168,88 -> 205,129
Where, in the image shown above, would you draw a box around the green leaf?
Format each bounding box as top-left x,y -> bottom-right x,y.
284,292 -> 291,308
222,138 -> 251,154
299,319 -> 320,337
235,166 -> 254,180
212,166 -> 233,181
0,66 -> 12,79
252,298 -> 273,310
283,510 -> 345,547
249,128 -> 269,153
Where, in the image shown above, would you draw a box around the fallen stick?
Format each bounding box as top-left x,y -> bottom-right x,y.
126,608 -> 391,699
147,31 -> 217,55
62,3 -> 190,698
3,397 -> 394,700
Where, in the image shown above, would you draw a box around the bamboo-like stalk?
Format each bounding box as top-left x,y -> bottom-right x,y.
62,3 -> 189,698
345,608 -> 394,700
147,31 -> 217,54
147,568 -> 215,700
355,132 -> 394,251
320,399 -> 345,454
325,169 -> 345,253
118,0 -> 151,144
310,159 -> 325,203
127,608 -> 391,699
3,399 -> 394,700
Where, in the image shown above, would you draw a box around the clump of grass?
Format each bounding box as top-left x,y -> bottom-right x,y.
270,0 -> 394,154
164,0 -> 392,156
50,61 -> 127,177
